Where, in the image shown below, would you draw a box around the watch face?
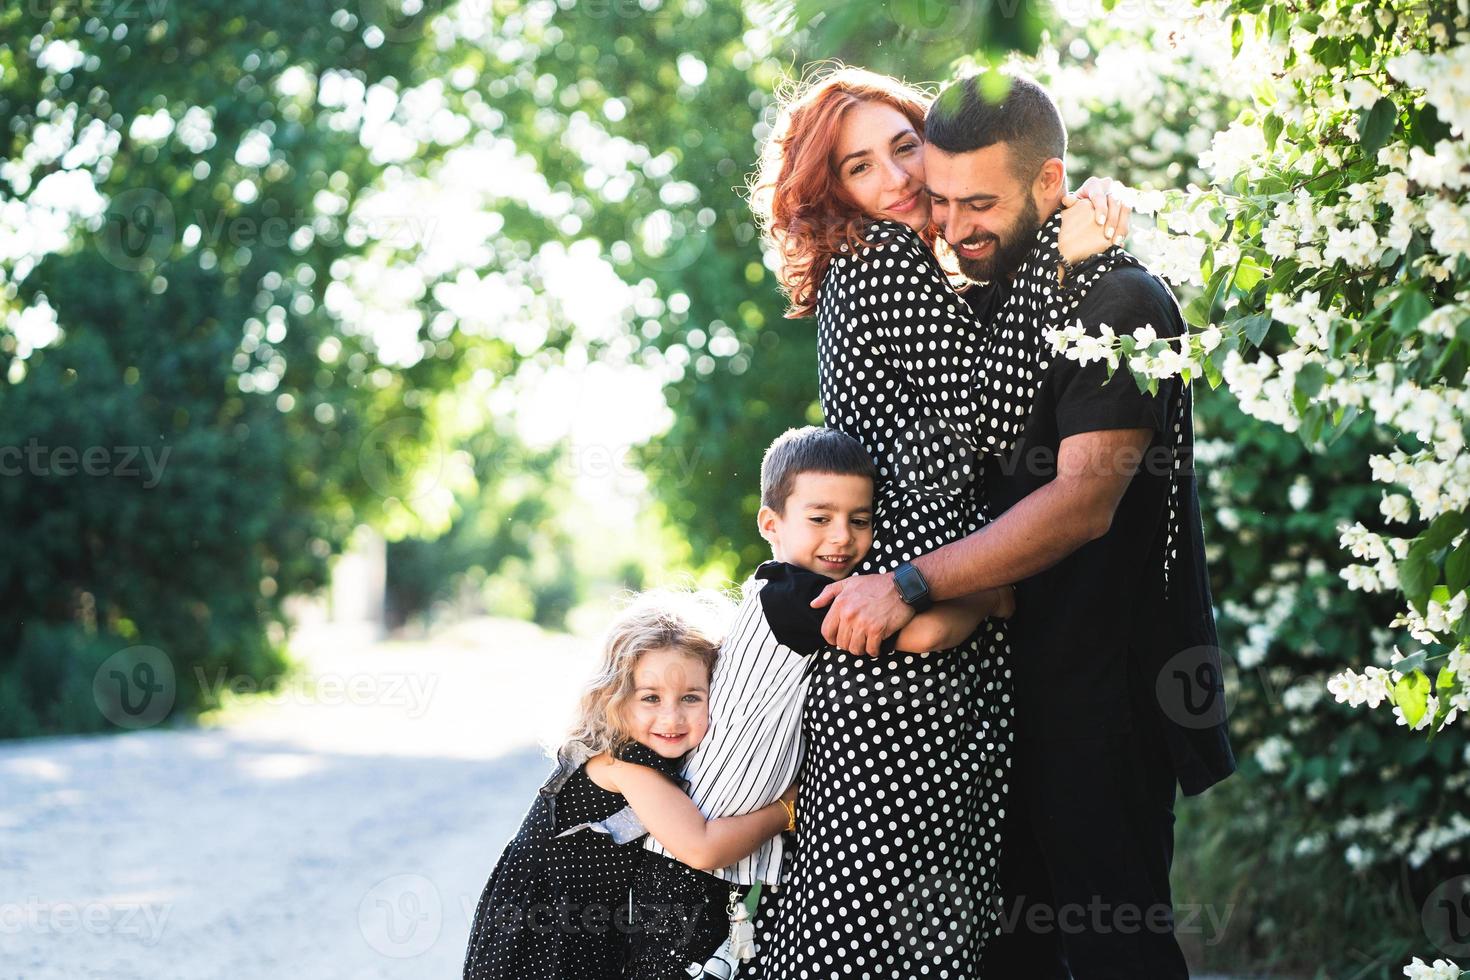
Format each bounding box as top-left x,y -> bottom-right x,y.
896,563 -> 928,604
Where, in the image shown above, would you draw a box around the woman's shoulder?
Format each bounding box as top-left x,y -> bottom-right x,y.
830,219 -> 928,265
819,219 -> 938,312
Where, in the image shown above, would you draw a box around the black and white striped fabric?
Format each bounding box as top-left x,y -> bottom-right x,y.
642,560 -> 833,887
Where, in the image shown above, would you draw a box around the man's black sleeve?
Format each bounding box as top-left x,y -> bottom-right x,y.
1053,267 -> 1181,441
755,561 -> 900,656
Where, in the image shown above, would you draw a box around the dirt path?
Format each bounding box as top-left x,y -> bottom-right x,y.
1,617 -> 1249,979
0,619 -> 592,980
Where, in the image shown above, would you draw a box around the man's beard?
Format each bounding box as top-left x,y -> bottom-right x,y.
953,194 -> 1042,283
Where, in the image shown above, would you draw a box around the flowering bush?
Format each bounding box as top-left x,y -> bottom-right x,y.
1050,0 -> 1470,739
1021,3 -> 1469,972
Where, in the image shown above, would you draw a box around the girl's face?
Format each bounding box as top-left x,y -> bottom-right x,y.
625,645 -> 711,759
833,100 -> 929,232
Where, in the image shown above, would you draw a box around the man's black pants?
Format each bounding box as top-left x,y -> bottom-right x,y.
985,711 -> 1189,979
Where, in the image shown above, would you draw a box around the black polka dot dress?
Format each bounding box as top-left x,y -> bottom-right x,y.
748,221 -> 1013,979
462,741 -> 688,980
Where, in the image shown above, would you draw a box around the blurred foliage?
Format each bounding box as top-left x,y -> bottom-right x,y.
0,1 -> 524,737
385,427 -> 582,631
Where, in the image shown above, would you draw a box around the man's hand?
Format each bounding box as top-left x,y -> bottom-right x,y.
810,572 -> 917,657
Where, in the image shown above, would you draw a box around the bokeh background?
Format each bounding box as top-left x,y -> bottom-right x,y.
1,1 -> 1464,978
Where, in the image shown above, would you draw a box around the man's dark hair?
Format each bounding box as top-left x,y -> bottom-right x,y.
760,426 -> 877,514
924,73 -> 1067,181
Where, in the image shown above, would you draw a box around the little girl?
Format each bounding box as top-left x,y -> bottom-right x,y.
462,590 -> 797,980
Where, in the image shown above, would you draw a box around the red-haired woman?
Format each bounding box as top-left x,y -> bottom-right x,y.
743,65 -> 1128,979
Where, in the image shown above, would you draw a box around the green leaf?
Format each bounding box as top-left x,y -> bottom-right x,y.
1391,290 -> 1433,336
1394,650 -> 1431,675
1232,16 -> 1244,56
1300,403 -> 1326,445
1392,669 -> 1431,728
1203,354 -> 1223,390
1358,97 -> 1397,159
1323,404 -> 1361,446
1298,11 -> 1325,31
1263,113 -> 1284,150
1236,313 -> 1272,347
1447,541 -> 1470,595
1234,255 -> 1267,291
1184,265 -> 1231,328
1435,664 -> 1460,694
1295,361 -> 1326,397
1422,511 -> 1467,551
1399,547 -> 1437,615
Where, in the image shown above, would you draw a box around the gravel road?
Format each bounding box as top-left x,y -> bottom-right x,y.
0,617 -> 1251,979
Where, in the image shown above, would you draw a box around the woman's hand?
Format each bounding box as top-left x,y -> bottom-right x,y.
1058,176 -> 1132,265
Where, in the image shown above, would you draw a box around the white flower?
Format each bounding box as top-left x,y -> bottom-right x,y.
1254,734 -> 1290,773
1402,956 -> 1463,980
1425,199 -> 1470,259
1390,45 -> 1470,138
1198,120 -> 1267,185
1345,77 -> 1382,110
1380,493 -> 1413,523
1288,476 -> 1312,510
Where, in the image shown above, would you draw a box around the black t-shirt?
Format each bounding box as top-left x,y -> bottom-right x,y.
977,266 -> 1183,740
755,560 -> 899,656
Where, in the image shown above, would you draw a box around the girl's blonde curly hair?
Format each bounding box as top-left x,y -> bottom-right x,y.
559,588 -> 733,767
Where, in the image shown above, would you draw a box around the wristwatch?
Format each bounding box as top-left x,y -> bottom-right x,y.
892,561 -> 934,614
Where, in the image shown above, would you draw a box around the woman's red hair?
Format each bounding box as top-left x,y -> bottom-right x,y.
750,65 -> 936,318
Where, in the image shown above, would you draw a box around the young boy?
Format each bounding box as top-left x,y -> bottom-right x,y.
626,426 -> 1015,978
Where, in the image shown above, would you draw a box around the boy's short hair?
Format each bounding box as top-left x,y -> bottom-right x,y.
760,426 -> 877,514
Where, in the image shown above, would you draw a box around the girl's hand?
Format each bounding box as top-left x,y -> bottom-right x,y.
1058,177 -> 1132,264
991,585 -> 1017,621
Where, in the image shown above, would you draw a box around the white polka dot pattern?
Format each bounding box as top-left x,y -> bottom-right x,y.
747,220 -> 1013,979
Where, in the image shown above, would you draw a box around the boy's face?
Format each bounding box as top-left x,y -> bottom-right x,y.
757,471 -> 875,580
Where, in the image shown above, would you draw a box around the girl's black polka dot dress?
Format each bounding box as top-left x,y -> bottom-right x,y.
462,741 -> 688,980
748,221 -> 1014,979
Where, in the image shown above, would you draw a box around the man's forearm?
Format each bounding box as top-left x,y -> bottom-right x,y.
911,478 -> 1102,601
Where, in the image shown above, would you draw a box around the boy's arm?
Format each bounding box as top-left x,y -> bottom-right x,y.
598,758 -> 791,871
891,587 -> 1015,654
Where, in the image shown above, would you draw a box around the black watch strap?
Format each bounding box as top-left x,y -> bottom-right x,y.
893,561 -> 933,613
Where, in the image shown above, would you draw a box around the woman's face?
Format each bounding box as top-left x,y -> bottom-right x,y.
832,100 -> 929,231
